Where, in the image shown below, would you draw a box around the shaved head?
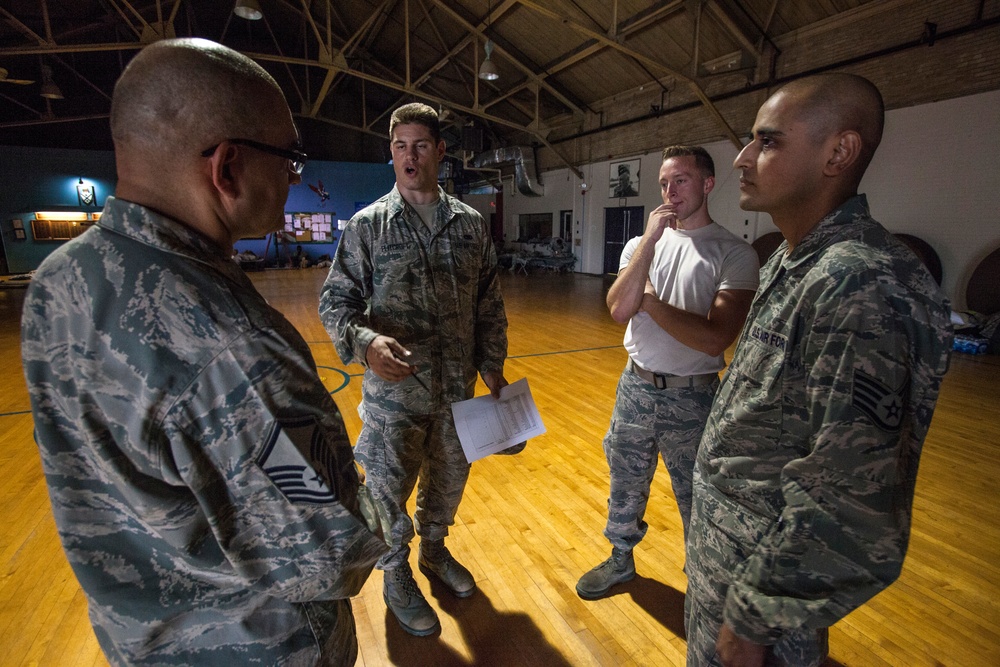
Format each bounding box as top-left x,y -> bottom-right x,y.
111,38 -> 286,163
772,73 -> 885,180
108,38 -> 300,246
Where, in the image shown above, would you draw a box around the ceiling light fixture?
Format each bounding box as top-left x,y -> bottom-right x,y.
479,41 -> 499,81
234,0 -> 263,20
478,0 -> 499,81
39,80 -> 63,99
39,65 -> 63,100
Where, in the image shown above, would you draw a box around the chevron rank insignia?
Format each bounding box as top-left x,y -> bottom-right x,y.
257,415 -> 340,504
852,369 -> 907,432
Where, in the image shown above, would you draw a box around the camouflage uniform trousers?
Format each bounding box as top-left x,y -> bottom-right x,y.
355,408 -> 470,570
684,470 -> 828,667
602,365 -> 718,550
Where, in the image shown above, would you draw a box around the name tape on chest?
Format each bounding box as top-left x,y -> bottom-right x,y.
749,324 -> 788,352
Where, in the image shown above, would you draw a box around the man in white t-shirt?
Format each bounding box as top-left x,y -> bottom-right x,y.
577,145 -> 760,600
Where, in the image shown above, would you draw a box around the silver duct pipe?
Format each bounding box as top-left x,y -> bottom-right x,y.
468,146 -> 544,197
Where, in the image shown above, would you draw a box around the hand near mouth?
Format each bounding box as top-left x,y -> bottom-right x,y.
646,203 -> 679,240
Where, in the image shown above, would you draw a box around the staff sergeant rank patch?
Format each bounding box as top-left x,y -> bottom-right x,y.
257,415 -> 340,504
852,369 -> 907,432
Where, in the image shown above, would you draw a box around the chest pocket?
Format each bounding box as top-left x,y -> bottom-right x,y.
436,236 -> 480,283
375,241 -> 424,285
712,335 -> 785,459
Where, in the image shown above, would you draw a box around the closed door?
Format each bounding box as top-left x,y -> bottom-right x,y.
603,206 -> 644,275
0,229 -> 8,275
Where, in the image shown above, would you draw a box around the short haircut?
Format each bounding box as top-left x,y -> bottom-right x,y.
389,103 -> 441,143
778,73 -> 884,177
110,38 -> 285,158
661,145 -> 715,178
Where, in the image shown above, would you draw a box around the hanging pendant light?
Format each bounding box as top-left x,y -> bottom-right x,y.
478,0 -> 499,81
479,40 -> 499,81
234,0 -> 263,20
39,64 -> 63,100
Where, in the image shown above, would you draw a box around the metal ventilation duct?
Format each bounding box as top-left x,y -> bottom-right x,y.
468,146 -> 544,197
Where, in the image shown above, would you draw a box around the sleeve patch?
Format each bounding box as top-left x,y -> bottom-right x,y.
852,369 -> 906,432
257,415 -> 340,504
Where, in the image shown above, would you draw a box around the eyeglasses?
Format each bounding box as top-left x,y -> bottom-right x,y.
201,138 -> 308,174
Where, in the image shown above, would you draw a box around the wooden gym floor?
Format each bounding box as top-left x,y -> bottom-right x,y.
1,269 -> 998,666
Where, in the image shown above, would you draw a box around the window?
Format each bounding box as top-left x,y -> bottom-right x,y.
518,213 -> 553,242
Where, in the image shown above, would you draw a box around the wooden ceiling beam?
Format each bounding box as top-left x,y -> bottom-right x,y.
483,1 -> 686,112
0,7 -> 49,45
516,0 -> 743,148
427,0 -> 585,118
305,0 -> 392,117
705,0 -> 761,56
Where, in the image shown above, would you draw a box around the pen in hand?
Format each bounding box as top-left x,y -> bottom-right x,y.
409,368 -> 430,392
393,349 -> 430,392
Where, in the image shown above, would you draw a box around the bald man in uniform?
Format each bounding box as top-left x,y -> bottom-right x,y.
684,73 -> 952,666
21,38 -> 387,666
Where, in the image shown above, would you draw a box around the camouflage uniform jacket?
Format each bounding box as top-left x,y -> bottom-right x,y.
319,185 -> 507,416
690,195 -> 952,646
21,197 -> 388,666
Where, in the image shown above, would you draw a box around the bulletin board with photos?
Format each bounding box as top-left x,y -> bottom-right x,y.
283,212 -> 339,243
30,212 -> 102,241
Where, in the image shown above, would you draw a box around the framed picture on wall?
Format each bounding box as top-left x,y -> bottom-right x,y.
14,229 -> 26,240
609,159 -> 640,198
12,219 -> 24,230
77,182 -> 96,206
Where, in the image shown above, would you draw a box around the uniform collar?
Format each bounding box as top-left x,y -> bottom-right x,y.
780,194 -> 871,270
387,184 -> 456,220
97,196 -> 247,280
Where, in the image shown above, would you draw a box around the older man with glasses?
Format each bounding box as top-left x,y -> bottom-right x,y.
20,38 -> 387,666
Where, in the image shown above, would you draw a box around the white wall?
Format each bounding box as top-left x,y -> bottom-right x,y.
863,89 -> 1000,309
504,88 -> 1000,309
503,144 -> 768,276
462,193 -> 494,223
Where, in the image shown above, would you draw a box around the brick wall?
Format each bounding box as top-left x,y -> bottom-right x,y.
539,0 -> 1000,171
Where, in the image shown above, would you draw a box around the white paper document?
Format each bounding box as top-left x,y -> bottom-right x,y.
451,378 -> 546,463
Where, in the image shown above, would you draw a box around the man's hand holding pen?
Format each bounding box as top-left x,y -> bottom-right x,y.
365,335 -> 429,390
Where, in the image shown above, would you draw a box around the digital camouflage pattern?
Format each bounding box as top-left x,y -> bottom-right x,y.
319,185 -> 507,569
685,195 -> 953,666
21,197 -> 388,666
319,185 -> 507,416
602,367 -> 718,546
354,409 -> 470,569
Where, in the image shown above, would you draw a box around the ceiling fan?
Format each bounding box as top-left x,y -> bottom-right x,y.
0,67 -> 35,85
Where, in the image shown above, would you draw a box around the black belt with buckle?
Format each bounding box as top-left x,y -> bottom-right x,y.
627,359 -> 718,389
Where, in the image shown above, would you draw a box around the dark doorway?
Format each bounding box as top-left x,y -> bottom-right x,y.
0,229 -> 9,275
492,186 -> 504,246
559,210 -> 572,241
603,206 -> 645,275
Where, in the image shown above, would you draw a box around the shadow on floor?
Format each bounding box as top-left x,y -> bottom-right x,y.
384,576 -> 575,667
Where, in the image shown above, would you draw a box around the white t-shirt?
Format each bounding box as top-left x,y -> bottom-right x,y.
411,201 -> 437,229
621,223 -> 759,376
